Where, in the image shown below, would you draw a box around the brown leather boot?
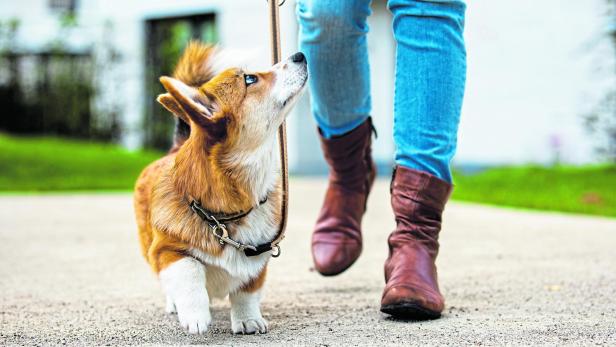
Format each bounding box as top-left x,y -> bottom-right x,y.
312,118 -> 376,276
380,165 -> 452,319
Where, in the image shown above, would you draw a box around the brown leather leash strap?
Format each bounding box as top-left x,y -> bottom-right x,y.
268,0 -> 289,251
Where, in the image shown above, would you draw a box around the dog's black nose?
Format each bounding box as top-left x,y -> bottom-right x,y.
291,52 -> 305,63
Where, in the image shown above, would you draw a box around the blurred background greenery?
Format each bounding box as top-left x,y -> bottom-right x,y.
0,0 -> 615,218
1,134 -> 614,217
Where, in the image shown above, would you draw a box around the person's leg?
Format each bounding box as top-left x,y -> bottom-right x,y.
297,0 -> 372,138
297,0 -> 376,276
381,0 -> 466,319
391,0 -> 466,183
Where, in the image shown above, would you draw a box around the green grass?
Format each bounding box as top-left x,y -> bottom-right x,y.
452,165 -> 616,217
1,134 -> 615,217
0,134 -> 163,192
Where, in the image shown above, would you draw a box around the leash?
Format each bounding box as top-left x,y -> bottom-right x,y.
267,0 -> 289,253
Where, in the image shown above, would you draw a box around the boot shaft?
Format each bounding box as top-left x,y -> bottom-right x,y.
319,118 -> 375,191
389,166 -> 452,259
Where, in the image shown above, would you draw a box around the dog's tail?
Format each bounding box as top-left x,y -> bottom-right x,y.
169,41 -> 220,152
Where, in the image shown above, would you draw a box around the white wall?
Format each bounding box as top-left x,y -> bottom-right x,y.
458,0 -> 615,166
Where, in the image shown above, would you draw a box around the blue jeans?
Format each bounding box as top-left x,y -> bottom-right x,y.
297,0 -> 466,183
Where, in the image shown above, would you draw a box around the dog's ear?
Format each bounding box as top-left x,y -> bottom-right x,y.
156,93 -> 190,124
159,76 -> 219,129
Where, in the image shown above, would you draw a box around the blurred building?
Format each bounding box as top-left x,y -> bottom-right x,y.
0,0 -> 614,174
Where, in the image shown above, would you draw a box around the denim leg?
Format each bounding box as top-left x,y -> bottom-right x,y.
296,0 -> 373,138
388,0 -> 467,183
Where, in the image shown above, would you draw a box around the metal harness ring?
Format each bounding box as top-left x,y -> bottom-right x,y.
271,245 -> 281,258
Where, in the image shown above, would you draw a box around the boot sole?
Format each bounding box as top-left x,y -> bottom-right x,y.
380,302 -> 441,320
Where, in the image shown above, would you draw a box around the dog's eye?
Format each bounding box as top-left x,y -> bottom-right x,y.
244,74 -> 258,86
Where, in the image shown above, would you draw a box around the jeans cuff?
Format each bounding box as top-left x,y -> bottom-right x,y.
316,116 -> 371,139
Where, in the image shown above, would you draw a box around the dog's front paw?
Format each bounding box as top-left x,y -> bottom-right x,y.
231,316 -> 268,334
176,303 -> 211,334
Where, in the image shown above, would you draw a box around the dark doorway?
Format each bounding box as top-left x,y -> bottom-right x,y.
144,14 -> 217,150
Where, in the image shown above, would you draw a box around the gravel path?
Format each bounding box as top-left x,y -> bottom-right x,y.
1,179 -> 615,346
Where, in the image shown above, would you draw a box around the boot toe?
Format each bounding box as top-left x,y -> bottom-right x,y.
380,285 -> 444,320
312,241 -> 361,276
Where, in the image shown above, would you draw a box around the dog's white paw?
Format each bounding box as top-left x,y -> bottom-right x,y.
159,258 -> 211,334
229,289 -> 267,334
231,316 -> 268,334
176,303 -> 211,334
165,296 -> 176,314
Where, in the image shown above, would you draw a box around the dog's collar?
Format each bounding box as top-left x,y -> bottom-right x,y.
188,194 -> 282,258
189,196 -> 268,225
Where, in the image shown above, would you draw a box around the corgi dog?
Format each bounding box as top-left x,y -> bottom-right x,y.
134,42 -> 307,334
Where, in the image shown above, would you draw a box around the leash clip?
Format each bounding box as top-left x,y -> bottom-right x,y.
209,217 -> 257,252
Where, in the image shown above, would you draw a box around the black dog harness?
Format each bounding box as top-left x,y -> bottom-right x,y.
189,195 -> 282,257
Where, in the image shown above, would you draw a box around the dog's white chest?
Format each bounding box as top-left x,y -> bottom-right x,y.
188,205 -> 276,297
